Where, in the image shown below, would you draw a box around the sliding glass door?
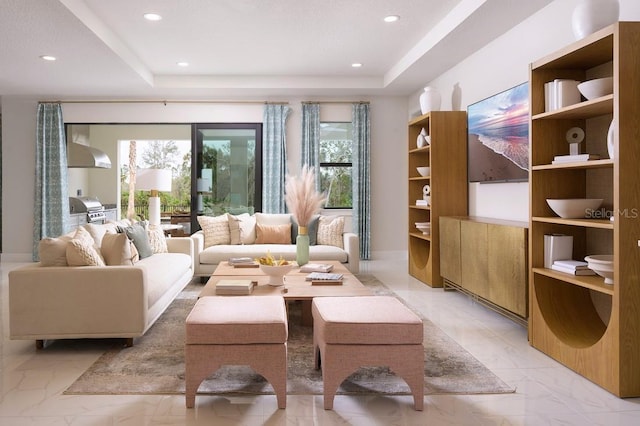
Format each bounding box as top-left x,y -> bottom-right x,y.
192,123 -> 262,229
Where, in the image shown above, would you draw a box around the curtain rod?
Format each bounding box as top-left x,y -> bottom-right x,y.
301,101 -> 369,105
39,99 -> 289,105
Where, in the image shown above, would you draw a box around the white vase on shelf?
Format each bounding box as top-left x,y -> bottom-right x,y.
571,0 -> 619,40
607,119 -> 615,160
419,87 -> 441,114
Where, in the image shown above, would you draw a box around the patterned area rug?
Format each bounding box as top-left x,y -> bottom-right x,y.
64,275 -> 514,396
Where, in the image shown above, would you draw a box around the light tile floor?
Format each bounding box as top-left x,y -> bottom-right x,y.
1,257 -> 639,425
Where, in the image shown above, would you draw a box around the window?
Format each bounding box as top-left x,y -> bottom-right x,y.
194,123 -> 262,217
319,122 -> 353,208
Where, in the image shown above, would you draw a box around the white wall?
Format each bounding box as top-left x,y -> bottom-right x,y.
1,96 -> 407,260
409,0 -> 640,222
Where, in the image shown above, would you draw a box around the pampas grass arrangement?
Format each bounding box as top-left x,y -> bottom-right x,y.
285,165 -> 326,228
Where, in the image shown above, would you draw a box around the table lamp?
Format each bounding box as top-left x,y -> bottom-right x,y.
136,168 -> 172,226
196,178 -> 211,212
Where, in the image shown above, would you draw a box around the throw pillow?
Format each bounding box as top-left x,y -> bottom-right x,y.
255,212 -> 292,226
227,213 -> 257,245
101,233 -> 139,265
39,235 -> 72,266
83,223 -> 117,248
119,223 -> 153,259
147,226 -> 168,253
66,238 -> 106,266
290,214 -> 320,246
317,215 -> 345,248
198,215 -> 231,248
255,223 -> 292,244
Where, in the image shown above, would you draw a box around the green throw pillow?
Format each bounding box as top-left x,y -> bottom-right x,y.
118,223 -> 153,259
290,215 -> 319,246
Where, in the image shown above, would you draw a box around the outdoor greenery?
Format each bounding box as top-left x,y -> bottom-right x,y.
319,138 -> 353,208
120,140 -> 191,219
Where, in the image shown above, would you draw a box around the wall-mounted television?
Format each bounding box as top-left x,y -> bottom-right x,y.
467,82 -> 529,183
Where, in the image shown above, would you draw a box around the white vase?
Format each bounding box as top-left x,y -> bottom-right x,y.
419,87 -> 441,114
607,119 -> 615,160
572,0 -> 619,40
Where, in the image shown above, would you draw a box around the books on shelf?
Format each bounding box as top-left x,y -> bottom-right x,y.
215,279 -> 256,295
551,262 -> 596,276
305,272 -> 343,283
544,79 -> 581,112
300,263 -> 334,273
416,200 -> 429,207
553,259 -> 589,269
552,154 -> 601,164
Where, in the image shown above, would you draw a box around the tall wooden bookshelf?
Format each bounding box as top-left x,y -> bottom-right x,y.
529,22 -> 640,397
408,111 -> 467,287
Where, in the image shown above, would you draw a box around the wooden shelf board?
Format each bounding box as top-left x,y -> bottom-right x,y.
409,176 -> 430,181
532,159 -> 613,170
532,95 -> 613,120
409,146 -> 430,154
532,216 -> 613,229
409,232 -> 431,241
409,205 -> 431,211
533,267 -> 614,295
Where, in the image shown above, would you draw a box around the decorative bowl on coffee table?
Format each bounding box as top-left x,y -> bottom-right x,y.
259,263 -> 294,286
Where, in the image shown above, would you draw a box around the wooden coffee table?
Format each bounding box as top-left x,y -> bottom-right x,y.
200,261 -> 371,325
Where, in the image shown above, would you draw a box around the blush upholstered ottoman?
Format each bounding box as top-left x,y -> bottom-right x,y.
185,296 -> 288,408
312,296 -> 424,410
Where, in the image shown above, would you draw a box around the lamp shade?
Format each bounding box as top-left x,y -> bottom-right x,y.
136,169 -> 172,192
196,178 -> 211,192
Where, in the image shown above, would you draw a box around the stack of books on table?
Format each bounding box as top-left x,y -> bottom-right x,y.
215,279 -> 255,295
551,154 -> 600,164
300,263 -> 334,273
228,257 -> 258,268
305,272 -> 344,285
550,260 -> 596,276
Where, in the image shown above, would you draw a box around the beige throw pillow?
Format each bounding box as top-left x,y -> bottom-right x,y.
198,215 -> 231,248
67,238 -> 106,266
317,215 -> 345,248
227,213 -> 257,244
255,223 -> 292,244
101,233 -> 139,265
147,226 -> 168,253
255,212 -> 292,226
39,236 -> 72,266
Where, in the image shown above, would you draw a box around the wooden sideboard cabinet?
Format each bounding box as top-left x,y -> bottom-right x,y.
440,216 -> 528,324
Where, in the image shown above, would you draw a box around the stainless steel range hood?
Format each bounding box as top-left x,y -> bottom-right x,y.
67,142 -> 112,169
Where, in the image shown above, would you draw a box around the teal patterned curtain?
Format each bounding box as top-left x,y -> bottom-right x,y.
352,103 -> 371,259
301,103 -> 320,190
33,103 -> 70,260
262,104 -> 291,213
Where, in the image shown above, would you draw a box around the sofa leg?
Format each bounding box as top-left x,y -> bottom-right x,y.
35,340 -> 44,350
124,338 -> 134,347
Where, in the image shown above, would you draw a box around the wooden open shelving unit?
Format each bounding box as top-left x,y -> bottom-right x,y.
528,22 -> 640,397
408,111 -> 467,287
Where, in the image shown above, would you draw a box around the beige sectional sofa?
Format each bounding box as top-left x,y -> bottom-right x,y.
192,212 -> 359,277
9,221 -> 194,347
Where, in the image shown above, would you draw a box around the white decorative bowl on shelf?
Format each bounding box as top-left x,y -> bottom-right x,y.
585,254 -> 613,284
546,198 -> 603,218
416,166 -> 430,177
577,77 -> 613,100
259,263 -> 293,286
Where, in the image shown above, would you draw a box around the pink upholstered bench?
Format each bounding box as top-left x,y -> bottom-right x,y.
312,296 -> 424,410
185,296 -> 288,409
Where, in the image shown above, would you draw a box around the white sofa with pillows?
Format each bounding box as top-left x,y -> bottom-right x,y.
9,220 -> 194,348
191,212 -> 359,277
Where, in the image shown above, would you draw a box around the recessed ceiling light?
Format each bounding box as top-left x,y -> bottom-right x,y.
177,61 -> 189,67
143,13 -> 162,21
40,55 -> 56,61
384,15 -> 400,23
352,63 -> 363,68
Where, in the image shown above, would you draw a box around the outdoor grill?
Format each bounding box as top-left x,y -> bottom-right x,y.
69,196 -> 106,224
